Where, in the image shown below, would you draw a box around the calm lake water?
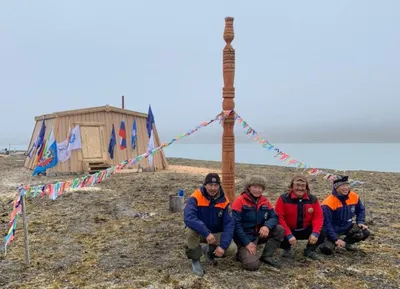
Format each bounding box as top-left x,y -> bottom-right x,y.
163,143 -> 400,173
2,142 -> 399,173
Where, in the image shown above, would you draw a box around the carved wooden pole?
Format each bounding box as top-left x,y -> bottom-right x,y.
222,17 -> 235,202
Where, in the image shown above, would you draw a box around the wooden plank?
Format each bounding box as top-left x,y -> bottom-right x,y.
21,194 -> 30,265
34,105 -> 148,121
72,121 -> 105,127
81,126 -> 103,160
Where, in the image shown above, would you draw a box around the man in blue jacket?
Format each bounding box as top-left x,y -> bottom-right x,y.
320,175 -> 370,255
183,173 -> 237,277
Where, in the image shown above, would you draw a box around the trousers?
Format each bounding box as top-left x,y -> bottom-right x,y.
185,228 -> 237,260
320,223 -> 370,255
237,225 -> 285,271
280,226 -> 325,251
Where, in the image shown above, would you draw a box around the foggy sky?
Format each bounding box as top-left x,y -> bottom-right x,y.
1,0 -> 399,146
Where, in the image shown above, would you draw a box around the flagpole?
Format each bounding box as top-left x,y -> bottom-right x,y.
21,194 -> 31,265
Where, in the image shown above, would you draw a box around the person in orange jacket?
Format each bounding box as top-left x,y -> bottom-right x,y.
183,173 -> 237,277
320,175 -> 370,254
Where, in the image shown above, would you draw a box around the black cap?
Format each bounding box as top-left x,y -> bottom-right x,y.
204,173 -> 221,186
333,175 -> 349,189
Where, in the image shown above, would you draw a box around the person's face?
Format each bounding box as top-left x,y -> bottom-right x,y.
292,180 -> 307,197
248,185 -> 264,198
336,183 -> 350,196
205,183 -> 220,197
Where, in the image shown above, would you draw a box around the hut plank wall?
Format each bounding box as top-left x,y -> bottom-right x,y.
24,107 -> 167,173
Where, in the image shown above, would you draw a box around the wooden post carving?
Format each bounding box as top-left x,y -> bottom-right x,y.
222,17 -> 235,202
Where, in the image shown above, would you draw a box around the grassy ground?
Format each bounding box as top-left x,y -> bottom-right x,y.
0,155 -> 399,288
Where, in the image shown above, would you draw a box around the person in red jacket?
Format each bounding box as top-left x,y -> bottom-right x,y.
232,175 -> 284,270
275,174 -> 325,260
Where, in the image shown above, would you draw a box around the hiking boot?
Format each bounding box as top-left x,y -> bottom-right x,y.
260,256 -> 282,268
319,239 -> 335,255
260,239 -> 282,269
191,260 -> 204,277
303,248 -> 322,261
201,244 -> 217,265
281,248 -> 294,258
345,243 -> 357,251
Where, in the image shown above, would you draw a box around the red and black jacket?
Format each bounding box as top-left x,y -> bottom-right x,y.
275,190 -> 323,239
232,191 -> 279,246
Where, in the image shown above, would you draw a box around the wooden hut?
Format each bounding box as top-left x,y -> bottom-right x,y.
24,105 -> 168,174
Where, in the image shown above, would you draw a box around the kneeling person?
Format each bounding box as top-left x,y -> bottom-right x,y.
183,173 -> 237,277
320,175 -> 370,254
275,174 -> 325,260
232,176 -> 284,270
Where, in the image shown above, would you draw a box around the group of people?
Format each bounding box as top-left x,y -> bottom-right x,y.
183,172 -> 370,276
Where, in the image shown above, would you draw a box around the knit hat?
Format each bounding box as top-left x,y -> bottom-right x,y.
204,173 -> 221,186
333,175 -> 349,189
244,175 -> 266,190
289,173 -> 310,193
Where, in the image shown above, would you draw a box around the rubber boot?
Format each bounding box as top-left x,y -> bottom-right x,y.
260,239 -> 282,269
185,246 -> 204,277
343,236 -> 358,251
201,244 -> 217,265
319,239 -> 335,255
303,244 -> 322,261
281,248 -> 294,258
191,260 -> 204,277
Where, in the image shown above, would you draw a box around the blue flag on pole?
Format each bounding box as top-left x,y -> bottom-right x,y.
36,119 -> 46,155
146,105 -> 155,139
32,128 -> 58,176
28,119 -> 46,158
131,118 -> 137,150
108,124 -> 116,159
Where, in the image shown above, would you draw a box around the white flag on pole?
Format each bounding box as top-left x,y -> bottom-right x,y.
67,125 -> 82,152
147,129 -> 154,167
57,140 -> 71,162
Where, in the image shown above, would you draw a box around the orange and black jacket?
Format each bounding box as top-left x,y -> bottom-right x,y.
183,186 -> 234,250
231,191 -> 278,246
321,189 -> 366,242
275,190 -> 323,240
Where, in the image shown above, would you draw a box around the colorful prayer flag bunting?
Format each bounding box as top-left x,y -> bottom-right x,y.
234,111 -> 365,186
4,110 -> 232,253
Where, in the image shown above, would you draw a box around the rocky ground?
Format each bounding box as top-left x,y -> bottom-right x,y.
0,155 -> 399,289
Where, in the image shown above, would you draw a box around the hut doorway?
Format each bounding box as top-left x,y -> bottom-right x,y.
78,123 -> 106,163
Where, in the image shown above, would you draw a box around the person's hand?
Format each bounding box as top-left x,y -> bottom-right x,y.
358,224 -> 368,230
308,234 -> 318,245
259,226 -> 270,238
214,246 -> 225,257
335,239 -> 346,248
288,236 -> 297,245
206,233 -> 216,245
246,242 -> 257,255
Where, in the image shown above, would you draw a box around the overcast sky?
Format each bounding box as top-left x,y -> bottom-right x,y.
1,0 -> 399,145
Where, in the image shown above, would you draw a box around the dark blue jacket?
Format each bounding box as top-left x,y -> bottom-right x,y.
321,189 -> 366,241
183,186 -> 235,250
231,191 -> 279,246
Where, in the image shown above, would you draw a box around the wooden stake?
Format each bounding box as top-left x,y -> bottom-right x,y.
222,17 -> 236,203
21,194 -> 30,265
